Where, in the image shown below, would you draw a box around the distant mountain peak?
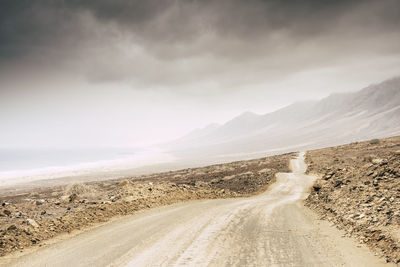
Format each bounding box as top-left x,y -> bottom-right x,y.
239,111 -> 258,117
167,76 -> 400,159
224,111 -> 260,125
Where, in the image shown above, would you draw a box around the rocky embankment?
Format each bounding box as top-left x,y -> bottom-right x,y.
0,153 -> 292,257
305,136 -> 400,263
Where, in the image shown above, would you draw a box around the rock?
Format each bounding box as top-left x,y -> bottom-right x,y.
7,225 -> 17,231
3,209 -> 11,216
23,229 -> 32,235
210,178 -> 222,184
258,168 -> 271,174
69,193 -> 78,203
2,202 -> 10,207
372,158 -> 383,164
60,195 -> 69,203
222,175 -> 236,181
393,150 -> 400,156
26,218 -> 39,228
40,210 -> 46,215
14,211 -> 22,218
123,196 -> 136,202
36,199 -> 45,205
313,184 -> 322,191
195,181 -> 207,187
334,180 -> 343,187
377,234 -> 385,241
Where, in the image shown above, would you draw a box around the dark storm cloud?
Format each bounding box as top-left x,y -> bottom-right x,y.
1,0 -> 400,148
70,0 -> 390,42
1,0 -> 400,87
0,1 -> 74,60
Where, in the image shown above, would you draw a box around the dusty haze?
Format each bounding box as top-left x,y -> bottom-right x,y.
1,0 -> 400,148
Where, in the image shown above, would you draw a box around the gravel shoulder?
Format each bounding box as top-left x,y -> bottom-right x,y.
305,135 -> 400,264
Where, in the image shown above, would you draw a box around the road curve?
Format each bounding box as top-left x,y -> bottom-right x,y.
3,152 -> 390,267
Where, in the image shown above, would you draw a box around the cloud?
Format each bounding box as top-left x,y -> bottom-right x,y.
1,0 -> 400,148
1,0 -> 400,90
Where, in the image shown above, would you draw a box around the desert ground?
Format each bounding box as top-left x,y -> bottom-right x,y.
0,153 -> 292,258
0,136 -> 399,265
306,135 -> 400,263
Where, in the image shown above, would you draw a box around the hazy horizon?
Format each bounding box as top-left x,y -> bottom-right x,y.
2,0 -> 400,149
1,77 -> 396,150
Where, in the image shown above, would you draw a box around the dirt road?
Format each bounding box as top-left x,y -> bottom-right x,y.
2,153 -> 390,266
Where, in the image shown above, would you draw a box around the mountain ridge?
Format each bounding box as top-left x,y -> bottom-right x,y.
164,76 -> 400,161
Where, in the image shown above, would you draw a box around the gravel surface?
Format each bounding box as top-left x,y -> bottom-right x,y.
305,135 -> 400,264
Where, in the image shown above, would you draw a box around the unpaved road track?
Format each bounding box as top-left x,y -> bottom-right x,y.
2,153 -> 390,266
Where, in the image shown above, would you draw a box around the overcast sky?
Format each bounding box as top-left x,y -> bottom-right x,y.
1,0 -> 400,148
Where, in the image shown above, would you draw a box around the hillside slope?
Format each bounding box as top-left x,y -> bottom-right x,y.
305,136 -> 400,263
166,77 -> 400,161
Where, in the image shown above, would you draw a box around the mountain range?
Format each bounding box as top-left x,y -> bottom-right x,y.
163,77 -> 400,163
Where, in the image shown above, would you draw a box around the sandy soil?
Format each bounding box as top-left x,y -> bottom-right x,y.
1,153 -> 390,267
0,153 -> 292,257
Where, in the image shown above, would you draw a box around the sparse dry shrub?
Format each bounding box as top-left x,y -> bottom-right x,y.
64,183 -> 98,200
117,181 -> 143,197
119,180 -> 129,186
369,139 -> 380,145
363,155 -> 373,162
28,192 -> 40,198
